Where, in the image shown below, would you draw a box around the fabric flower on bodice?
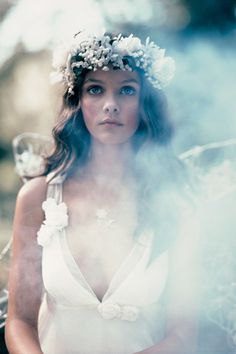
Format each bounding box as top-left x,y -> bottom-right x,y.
97,302 -> 139,321
37,198 -> 68,247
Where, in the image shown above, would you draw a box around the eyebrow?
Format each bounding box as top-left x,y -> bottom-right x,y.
84,78 -> 140,85
84,78 -> 104,84
120,78 -> 140,85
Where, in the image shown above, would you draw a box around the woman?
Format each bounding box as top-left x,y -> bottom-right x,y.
5,31 -> 199,353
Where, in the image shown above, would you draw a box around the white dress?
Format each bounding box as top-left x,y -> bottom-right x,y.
37,175 -> 169,354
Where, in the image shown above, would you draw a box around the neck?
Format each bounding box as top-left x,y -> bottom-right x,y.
84,140 -> 134,183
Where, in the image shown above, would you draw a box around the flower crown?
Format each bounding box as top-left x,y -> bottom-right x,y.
51,30 -> 175,94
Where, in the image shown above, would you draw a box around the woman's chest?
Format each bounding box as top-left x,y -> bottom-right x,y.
63,184 -> 139,299
67,209 -> 136,279
64,179 -> 138,259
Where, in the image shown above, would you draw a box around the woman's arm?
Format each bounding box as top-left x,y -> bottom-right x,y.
135,313 -> 198,354
135,327 -> 197,354
135,210 -> 200,354
5,177 -> 47,354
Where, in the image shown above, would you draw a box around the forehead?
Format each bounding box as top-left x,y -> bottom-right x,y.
84,68 -> 141,85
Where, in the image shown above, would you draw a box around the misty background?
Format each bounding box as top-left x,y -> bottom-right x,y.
0,0 -> 236,353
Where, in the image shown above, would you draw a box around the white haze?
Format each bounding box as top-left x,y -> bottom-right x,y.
167,37 -> 236,153
166,36 -> 236,348
1,4 -> 236,347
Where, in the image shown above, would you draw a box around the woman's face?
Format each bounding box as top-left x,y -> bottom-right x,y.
80,68 -> 141,146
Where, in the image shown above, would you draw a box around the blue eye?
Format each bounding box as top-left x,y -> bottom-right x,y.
87,86 -> 103,95
120,86 -> 136,95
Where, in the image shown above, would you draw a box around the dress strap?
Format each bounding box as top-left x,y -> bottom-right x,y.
46,172 -> 65,203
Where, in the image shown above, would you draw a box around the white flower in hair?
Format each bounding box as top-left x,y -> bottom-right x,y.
158,57 -> 176,86
115,35 -> 142,55
50,30 -> 175,93
149,56 -> 175,89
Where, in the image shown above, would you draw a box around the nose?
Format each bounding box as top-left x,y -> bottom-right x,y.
103,96 -> 120,115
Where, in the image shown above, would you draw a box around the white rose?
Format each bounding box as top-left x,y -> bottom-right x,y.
148,46 -> 165,62
120,305 -> 139,321
37,224 -> 55,247
150,56 -> 175,87
97,302 -> 139,321
42,198 -> 68,229
116,36 -> 142,55
97,302 -> 121,320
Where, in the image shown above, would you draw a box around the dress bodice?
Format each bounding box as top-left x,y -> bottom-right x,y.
37,175 -> 169,354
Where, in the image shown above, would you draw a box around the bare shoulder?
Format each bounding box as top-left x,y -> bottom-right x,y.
17,176 -> 48,203
14,176 -> 48,228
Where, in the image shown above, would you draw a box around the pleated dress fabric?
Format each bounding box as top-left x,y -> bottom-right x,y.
38,175 -> 169,354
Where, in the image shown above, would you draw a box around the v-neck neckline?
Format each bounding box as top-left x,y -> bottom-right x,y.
50,175 -> 151,303
60,228 -> 150,303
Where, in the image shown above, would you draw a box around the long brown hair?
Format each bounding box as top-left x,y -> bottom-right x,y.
44,69 -> 173,177
43,40 -> 190,258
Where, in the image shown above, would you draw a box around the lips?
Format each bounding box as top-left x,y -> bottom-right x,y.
100,119 -> 123,126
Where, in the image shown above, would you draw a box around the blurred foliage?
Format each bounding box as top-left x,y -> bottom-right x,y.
183,0 -> 236,34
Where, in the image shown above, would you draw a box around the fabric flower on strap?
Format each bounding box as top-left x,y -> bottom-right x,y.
97,302 -> 139,321
37,198 -> 68,247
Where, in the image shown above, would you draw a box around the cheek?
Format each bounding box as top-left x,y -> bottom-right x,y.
126,102 -> 140,128
81,99 -> 97,125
